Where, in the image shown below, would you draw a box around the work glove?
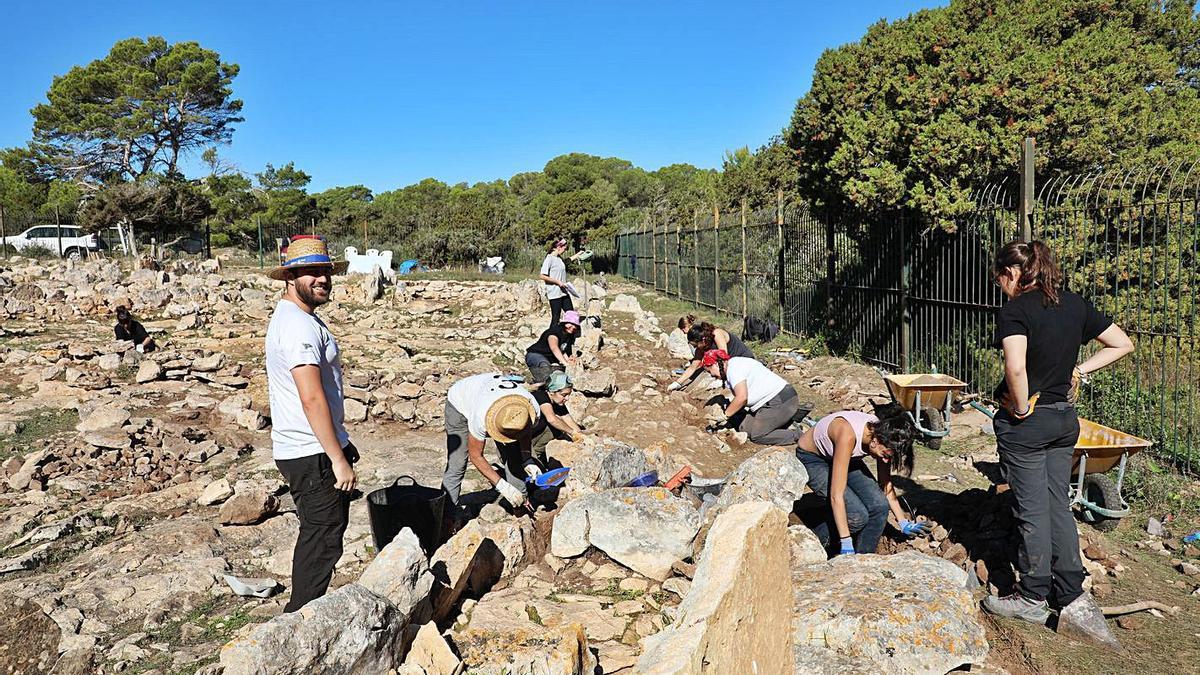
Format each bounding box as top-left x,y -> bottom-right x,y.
523,464 -> 543,480
570,431 -> 586,443
496,480 -> 525,508
666,382 -> 682,392
898,519 -> 932,538
1067,366 -> 1087,404
704,416 -> 729,434
838,537 -> 856,556
1001,391 -> 1040,420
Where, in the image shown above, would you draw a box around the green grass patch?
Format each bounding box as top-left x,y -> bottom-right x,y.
0,408 -> 80,459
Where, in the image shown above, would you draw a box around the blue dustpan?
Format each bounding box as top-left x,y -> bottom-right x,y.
528,467 -> 571,489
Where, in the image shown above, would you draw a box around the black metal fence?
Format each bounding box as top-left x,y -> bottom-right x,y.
616,164 -> 1200,472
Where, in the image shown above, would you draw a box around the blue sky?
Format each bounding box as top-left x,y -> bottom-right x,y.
0,1 -> 944,192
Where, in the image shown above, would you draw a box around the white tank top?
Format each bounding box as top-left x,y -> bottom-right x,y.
813,411 -> 877,459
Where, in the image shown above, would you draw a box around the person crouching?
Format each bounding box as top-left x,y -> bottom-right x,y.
443,373 -> 541,514
702,348 -> 809,445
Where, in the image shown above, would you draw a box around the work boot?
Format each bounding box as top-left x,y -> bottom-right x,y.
982,592 -> 1051,625
791,404 -> 814,426
1056,593 -> 1123,652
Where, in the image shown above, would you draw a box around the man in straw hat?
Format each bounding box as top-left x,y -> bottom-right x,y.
444,372 -> 541,513
264,237 -> 356,612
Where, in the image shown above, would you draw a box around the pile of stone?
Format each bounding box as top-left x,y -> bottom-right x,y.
0,256 -> 223,323
1,404 -> 246,501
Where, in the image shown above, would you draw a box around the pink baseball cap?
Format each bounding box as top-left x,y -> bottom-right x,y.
561,310 -> 581,326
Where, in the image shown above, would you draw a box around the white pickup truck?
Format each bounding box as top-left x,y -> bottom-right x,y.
2,225 -> 105,260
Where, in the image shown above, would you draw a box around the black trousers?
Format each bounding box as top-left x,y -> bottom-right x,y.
549,295 -> 573,327
275,442 -> 358,612
995,404 -> 1085,606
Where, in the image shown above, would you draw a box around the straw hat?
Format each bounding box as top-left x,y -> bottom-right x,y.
267,237 -> 349,281
485,394 -> 537,443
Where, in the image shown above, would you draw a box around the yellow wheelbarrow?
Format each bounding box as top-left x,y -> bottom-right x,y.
883,373 -> 969,450
970,402 -> 1152,531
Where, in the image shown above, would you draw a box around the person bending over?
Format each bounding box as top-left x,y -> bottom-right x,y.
702,349 -> 809,445
796,404 -> 929,555
525,311 -> 580,384
667,320 -> 754,391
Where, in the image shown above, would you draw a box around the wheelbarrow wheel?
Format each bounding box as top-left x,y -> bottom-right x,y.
920,408 -> 945,450
1080,474 -> 1121,532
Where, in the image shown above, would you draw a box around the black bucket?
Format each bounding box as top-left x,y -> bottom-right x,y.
367,476 -> 446,556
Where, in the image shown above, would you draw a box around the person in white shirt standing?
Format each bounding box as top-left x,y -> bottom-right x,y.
443,373 -> 541,514
264,237 -> 356,613
702,349 -> 809,445
539,238 -> 573,327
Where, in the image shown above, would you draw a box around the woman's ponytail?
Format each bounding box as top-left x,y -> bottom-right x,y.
993,240 -> 1063,306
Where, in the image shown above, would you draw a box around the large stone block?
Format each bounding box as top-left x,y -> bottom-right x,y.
637,501 -> 792,675
358,528 -> 434,621
791,551 -> 989,674
220,583 -> 405,675
550,488 -> 700,581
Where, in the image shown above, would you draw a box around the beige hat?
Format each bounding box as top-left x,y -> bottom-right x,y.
485,394 -> 537,443
267,237 -> 349,281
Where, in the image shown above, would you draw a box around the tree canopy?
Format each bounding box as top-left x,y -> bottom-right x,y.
786,0 -> 1200,222
29,36 -> 242,185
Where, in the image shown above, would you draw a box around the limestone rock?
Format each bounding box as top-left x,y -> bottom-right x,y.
344,398 -> 369,423
193,352 -> 226,372
76,405 -> 131,432
550,488 -> 700,581
235,408 -> 265,431
788,525 -> 828,566
569,366 -> 615,397
97,353 -> 122,370
665,328 -> 694,359
404,622 -> 463,675
358,528 -> 434,621
219,483 -> 279,525
220,583 -> 406,674
6,450 -> 48,490
791,552 -> 989,673
710,448 -> 808,519
637,502 -> 792,675
135,360 -> 162,383
608,294 -> 643,315
198,478 -> 235,506
429,520 -> 507,622
455,624 -> 594,675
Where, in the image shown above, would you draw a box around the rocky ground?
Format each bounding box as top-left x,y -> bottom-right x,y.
0,254 -> 1197,674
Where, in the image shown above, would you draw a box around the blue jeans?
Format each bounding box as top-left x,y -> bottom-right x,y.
797,450 -> 890,554
525,351 -> 554,384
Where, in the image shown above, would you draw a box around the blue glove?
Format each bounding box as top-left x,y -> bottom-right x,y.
899,519 -> 932,538
838,537 -> 855,555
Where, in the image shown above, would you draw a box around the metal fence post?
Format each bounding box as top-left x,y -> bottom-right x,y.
713,204 -> 720,311
1020,137 -> 1035,241
257,215 -> 264,269
675,217 -> 682,298
899,210 -> 911,372
0,205 -> 6,251
776,189 -> 785,331
650,214 -> 657,289
693,209 -> 700,305
740,199 -> 748,318
825,213 -> 835,325
55,206 -> 62,257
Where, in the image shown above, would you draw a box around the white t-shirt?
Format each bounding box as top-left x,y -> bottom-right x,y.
266,299 -> 349,460
724,356 -> 788,412
447,373 -> 540,441
540,254 -> 566,300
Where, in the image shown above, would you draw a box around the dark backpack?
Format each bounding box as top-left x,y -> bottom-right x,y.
743,315 -> 780,343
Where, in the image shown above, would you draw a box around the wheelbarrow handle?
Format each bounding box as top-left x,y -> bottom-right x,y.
969,401 -> 997,419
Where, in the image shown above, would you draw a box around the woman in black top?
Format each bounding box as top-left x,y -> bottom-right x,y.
114,306 -> 156,352
524,310 -> 580,384
666,321 -> 755,391
982,241 -> 1132,635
